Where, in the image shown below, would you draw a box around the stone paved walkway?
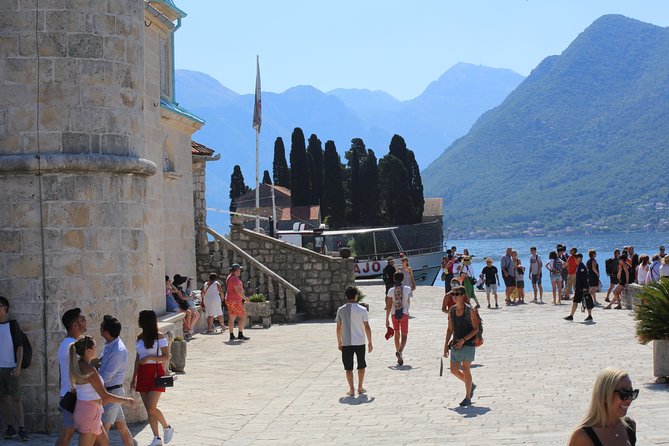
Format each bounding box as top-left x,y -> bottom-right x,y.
16,285 -> 669,445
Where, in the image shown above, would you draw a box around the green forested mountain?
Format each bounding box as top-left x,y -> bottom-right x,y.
423,15 -> 669,237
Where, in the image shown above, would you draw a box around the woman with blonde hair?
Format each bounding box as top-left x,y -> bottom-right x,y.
568,367 -> 637,445
69,335 -> 134,446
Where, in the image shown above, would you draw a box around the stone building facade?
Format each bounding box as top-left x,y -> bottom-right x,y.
0,0 -> 208,431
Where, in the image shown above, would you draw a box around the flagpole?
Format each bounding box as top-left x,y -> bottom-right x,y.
253,55 -> 262,232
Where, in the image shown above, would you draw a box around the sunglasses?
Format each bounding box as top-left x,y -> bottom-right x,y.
614,389 -> 639,401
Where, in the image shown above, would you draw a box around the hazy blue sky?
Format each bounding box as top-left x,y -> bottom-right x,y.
174,1 -> 669,100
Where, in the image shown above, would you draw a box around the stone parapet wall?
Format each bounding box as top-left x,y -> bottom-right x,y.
228,226 -> 355,319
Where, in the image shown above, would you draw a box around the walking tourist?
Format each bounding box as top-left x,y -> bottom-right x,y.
605,249 -> 620,302
565,247 -> 579,300
443,286 -> 480,407
515,256 -> 526,304
459,256 -> 480,308
604,252 -> 629,310
546,251 -> 564,304
628,246 -> 639,284
558,245 -> 570,300
225,264 -> 251,341
586,250 -> 601,305
500,247 -> 516,304
132,310 -> 173,446
442,278 -> 466,313
0,296 -> 28,442
201,273 -> 226,334
382,256 -> 396,294
529,246 -> 543,302
386,272 -> 411,366
98,315 -> 135,446
335,286 -> 372,397
442,252 -> 455,293
69,335 -> 134,446
568,367 -> 637,446
481,258 -> 500,308
398,256 -> 417,292
564,253 -> 593,321
660,254 -> 669,277
56,308 -> 87,446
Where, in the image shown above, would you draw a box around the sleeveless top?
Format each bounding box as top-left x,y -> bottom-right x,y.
75,376 -> 103,401
582,418 -> 636,446
449,305 -> 476,347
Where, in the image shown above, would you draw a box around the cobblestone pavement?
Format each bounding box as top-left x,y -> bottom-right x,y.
15,286 -> 669,445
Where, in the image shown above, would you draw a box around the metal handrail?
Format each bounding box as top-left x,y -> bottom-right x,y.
206,226 -> 300,294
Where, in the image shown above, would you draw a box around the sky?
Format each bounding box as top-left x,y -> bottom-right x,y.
174,0 -> 669,101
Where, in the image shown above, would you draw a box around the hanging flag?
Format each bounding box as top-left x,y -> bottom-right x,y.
252,55 -> 262,131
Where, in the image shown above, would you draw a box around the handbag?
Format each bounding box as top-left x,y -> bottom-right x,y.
154,342 -> 174,388
59,390 -> 77,413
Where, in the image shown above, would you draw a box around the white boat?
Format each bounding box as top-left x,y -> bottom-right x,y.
278,223 -> 446,286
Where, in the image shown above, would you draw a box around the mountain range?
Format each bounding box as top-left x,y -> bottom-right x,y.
422,14 -> 669,237
175,64 -> 524,231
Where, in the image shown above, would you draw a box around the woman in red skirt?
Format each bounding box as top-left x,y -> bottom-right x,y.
131,310 -> 173,446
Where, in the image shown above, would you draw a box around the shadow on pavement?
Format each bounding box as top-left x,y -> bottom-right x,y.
388,365 -> 415,371
339,394 -> 375,405
642,382 -> 669,392
448,405 -> 491,417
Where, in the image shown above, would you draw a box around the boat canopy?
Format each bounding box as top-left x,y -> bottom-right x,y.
321,226 -> 399,236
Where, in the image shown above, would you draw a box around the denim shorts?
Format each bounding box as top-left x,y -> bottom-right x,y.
101,387 -> 126,425
550,273 -> 562,282
450,345 -> 476,363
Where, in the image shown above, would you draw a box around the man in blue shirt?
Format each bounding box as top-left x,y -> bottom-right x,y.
98,315 -> 135,446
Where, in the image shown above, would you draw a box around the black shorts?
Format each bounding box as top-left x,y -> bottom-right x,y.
531,274 -> 541,285
573,290 -> 584,304
503,275 -> 516,287
341,345 -> 366,371
609,275 -> 619,285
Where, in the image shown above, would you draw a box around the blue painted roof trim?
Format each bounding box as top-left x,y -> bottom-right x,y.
160,99 -> 205,124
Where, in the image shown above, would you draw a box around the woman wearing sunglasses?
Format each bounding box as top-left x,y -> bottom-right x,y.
568,367 -> 637,445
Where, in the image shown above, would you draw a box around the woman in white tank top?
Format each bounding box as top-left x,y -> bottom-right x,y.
69,335 -> 134,446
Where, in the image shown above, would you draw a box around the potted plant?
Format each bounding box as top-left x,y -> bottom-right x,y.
170,336 -> 187,373
246,293 -> 272,328
356,289 -> 369,312
634,278 -> 669,382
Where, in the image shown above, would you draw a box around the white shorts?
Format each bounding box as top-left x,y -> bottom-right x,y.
205,294 -> 224,317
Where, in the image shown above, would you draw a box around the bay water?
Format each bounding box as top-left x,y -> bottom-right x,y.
434,231 -> 669,292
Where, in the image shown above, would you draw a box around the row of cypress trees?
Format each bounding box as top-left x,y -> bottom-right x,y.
230,128 -> 424,229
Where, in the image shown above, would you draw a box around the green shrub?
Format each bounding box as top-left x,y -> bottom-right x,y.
635,278 -> 669,344
249,293 -> 267,303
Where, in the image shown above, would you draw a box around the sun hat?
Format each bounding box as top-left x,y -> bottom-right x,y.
385,326 -> 395,340
172,274 -> 188,286
231,263 -> 243,272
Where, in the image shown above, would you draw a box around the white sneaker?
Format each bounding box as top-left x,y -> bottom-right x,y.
163,426 -> 174,444
148,437 -> 163,446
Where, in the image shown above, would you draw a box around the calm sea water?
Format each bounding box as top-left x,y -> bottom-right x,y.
434,232 -> 669,291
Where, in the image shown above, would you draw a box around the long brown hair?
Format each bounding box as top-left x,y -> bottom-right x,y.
138,309 -> 158,349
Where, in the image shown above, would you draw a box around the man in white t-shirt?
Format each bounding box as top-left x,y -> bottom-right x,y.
55,308 -> 87,446
386,272 -> 412,367
335,287 -> 373,397
529,247 -> 543,302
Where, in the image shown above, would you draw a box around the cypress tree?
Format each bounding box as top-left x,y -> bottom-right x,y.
406,149 -> 424,223
306,134 -> 323,205
229,164 -> 250,212
345,138 -> 367,226
378,154 -> 411,225
388,134 -> 409,167
272,137 -> 290,188
262,170 -> 272,185
359,149 -> 380,225
289,128 -> 310,206
322,140 -> 346,228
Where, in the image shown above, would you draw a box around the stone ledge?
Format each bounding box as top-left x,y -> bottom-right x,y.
0,154 -> 157,176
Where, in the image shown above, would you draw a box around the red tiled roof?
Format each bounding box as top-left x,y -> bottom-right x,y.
279,205 -> 320,222
191,140 -> 215,156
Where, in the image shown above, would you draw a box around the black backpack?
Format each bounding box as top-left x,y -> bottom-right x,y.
605,258 -> 615,276
9,320 -> 32,369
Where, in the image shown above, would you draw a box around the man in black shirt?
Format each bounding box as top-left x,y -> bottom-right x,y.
564,253 -> 593,321
382,256 -> 396,293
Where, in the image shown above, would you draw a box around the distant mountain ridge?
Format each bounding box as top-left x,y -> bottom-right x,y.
422,15 -> 669,237
175,63 -> 524,231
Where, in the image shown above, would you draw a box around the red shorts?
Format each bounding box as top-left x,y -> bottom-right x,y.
226,300 -> 246,317
135,363 -> 166,393
392,314 -> 409,333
